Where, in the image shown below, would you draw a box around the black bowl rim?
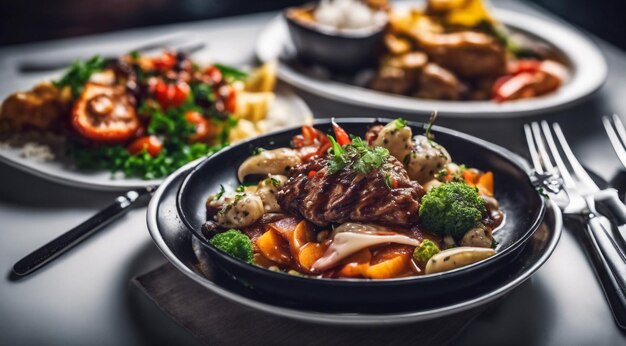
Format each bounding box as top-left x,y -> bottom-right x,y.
283,3 -> 388,39
177,117 -> 546,285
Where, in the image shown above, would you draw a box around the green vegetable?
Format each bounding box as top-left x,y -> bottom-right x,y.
385,173 -> 393,188
327,135 -> 390,174
424,111 -> 438,141
419,182 -> 486,239
269,177 -> 281,186
252,147 -> 266,155
54,55 -> 105,98
214,185 -> 226,200
413,239 -> 440,265
476,20 -> 520,56
191,83 -> 215,103
69,101 -> 230,179
394,118 -> 408,130
209,229 -> 253,263
214,63 -> 248,81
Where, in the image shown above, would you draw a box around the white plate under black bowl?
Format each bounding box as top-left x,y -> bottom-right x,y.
147,158 -> 562,326
256,4 -> 606,117
0,85 -> 312,191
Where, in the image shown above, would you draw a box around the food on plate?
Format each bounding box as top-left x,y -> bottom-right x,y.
286,0 -> 568,102
0,50 -> 284,179
289,0 -> 388,32
203,117 -> 504,279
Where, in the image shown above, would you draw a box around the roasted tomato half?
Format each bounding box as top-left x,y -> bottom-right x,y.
72,83 -> 140,143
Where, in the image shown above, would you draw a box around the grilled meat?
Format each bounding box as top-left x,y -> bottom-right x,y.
277,154 -> 425,227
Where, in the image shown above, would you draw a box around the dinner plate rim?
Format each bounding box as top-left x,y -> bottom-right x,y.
255,6 -> 607,117
146,160 -> 562,326
175,117 -> 545,284
0,85 -> 312,191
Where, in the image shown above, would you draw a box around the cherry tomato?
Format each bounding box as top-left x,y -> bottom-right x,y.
153,78 -> 190,109
205,66 -> 223,85
332,119 -> 351,146
72,83 -> 140,143
152,51 -> 176,71
128,135 -> 163,156
184,110 -> 210,143
308,170 -> 317,178
216,84 -> 237,113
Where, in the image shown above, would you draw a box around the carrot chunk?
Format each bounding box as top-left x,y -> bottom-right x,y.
476,171 -> 494,196
256,229 -> 292,265
298,242 -> 328,272
366,255 -> 411,279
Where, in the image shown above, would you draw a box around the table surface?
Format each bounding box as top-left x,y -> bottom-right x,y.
1,1 -> 626,344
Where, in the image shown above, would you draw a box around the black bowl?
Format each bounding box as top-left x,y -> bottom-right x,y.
177,118 -> 545,310
283,3 -> 387,73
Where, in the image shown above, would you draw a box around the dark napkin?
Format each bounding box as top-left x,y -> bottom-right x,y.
132,263 -> 496,345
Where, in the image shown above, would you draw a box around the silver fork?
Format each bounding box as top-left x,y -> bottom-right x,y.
603,114 -> 626,169
525,120 -> 626,329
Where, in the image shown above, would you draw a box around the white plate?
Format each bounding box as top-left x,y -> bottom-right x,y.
147,159 -> 562,326
0,85 -> 312,191
256,6 -> 607,117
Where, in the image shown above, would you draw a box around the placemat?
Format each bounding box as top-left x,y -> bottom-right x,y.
132,263 -> 497,345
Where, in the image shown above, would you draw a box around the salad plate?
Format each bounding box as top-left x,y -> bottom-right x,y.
256,3 -> 606,117
147,153 -> 562,326
0,85 -> 312,191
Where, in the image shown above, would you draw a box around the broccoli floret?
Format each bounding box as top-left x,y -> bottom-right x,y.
413,239 -> 440,265
209,229 -> 253,263
419,182 -> 486,239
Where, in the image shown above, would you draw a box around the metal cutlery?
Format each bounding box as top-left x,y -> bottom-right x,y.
525,120 -> 626,329
12,186 -> 156,277
603,114 -> 626,169
17,35 -> 206,73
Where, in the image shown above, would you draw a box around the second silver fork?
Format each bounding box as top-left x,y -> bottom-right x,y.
525,120 -> 626,329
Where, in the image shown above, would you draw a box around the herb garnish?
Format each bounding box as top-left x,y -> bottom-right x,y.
54,55 -> 105,98
424,111 -> 438,141
269,177 -> 281,186
394,118 -> 408,130
215,185 -> 226,199
327,135 -> 390,174
252,147 -> 266,155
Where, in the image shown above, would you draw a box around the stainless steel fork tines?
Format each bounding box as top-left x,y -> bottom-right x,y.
525,120 -> 626,329
603,114 -> 626,168
525,121 -> 600,214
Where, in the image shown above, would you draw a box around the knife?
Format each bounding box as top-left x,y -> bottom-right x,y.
12,186 -> 156,277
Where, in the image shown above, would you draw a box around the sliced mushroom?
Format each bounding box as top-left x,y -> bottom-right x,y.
216,192 -> 264,228
237,148 -> 301,182
405,135 -> 451,184
255,174 -> 288,213
425,247 -> 495,274
372,120 -> 413,163
422,178 -> 442,192
459,224 -> 493,248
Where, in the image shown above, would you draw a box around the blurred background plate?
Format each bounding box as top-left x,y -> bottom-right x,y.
256,6 -> 607,117
0,84 -> 312,191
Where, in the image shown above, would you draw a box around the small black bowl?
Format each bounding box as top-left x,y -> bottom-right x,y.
283,3 -> 387,73
176,118 -> 545,311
